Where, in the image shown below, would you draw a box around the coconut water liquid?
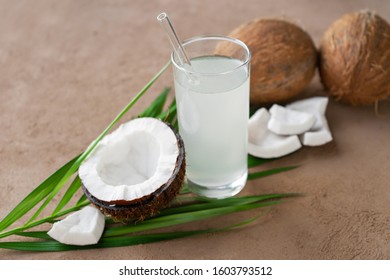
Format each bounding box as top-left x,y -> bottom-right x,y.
174,55 -> 249,196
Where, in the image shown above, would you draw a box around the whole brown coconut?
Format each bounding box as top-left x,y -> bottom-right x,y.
219,18 -> 317,105
319,10 -> 390,105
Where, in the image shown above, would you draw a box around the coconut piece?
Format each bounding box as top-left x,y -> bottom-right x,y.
268,104 -> 316,135
48,206 -> 105,246
287,97 -> 333,146
287,96 -> 329,116
248,108 -> 301,158
319,10 -> 390,105
287,96 -> 328,132
301,115 -> 332,146
79,118 -> 185,222
216,18 -> 317,105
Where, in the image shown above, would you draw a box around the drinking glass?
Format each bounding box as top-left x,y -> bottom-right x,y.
171,35 -> 251,199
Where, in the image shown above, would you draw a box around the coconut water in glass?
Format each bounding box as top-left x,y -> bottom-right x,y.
172,35 -> 251,199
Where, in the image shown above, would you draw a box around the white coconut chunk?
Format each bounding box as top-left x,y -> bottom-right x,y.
300,115 -> 333,146
248,108 -> 269,140
79,118 -> 179,203
268,104 -> 316,135
48,206 -> 105,246
287,97 -> 333,146
286,96 -> 329,130
287,96 -> 328,115
248,108 -> 302,158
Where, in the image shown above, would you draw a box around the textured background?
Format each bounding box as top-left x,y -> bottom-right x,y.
1,0 -> 390,260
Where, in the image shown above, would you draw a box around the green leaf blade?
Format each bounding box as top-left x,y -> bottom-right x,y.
52,176 -> 82,215
138,87 -> 170,118
103,200 -> 281,238
247,155 -> 275,168
157,99 -> 176,123
248,166 -> 299,180
16,231 -> 51,239
76,194 -> 88,206
0,231 -> 205,252
160,193 -> 291,216
0,216 -> 260,252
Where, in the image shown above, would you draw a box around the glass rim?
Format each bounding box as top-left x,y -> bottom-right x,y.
171,34 -> 251,76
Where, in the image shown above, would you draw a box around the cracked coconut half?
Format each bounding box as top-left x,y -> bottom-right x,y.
79,117 -> 186,222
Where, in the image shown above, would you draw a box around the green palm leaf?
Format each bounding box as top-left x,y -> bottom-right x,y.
0,60 -> 300,252
157,99 -> 176,123
1,216 -> 258,252
103,200 -> 281,238
248,166 -> 299,180
76,194 -> 88,206
138,87 -> 170,118
52,176 -> 82,215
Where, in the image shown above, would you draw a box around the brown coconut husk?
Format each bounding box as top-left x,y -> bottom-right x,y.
217,18 -> 317,105
319,10 -> 390,105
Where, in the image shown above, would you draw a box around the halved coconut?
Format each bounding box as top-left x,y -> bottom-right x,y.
268,104 -> 316,135
48,206 -> 105,245
248,108 -> 302,158
287,97 -> 333,146
79,118 -> 185,222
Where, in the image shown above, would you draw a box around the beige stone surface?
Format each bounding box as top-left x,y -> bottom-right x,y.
0,0 -> 390,260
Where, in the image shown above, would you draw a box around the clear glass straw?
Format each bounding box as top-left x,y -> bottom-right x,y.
157,12 -> 198,84
157,12 -> 192,67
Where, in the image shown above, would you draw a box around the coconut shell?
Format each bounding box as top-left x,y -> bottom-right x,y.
81,125 -> 186,222
319,10 -> 390,105
218,18 -> 317,105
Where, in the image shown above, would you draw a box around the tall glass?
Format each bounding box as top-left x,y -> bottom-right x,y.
172,35 -> 251,199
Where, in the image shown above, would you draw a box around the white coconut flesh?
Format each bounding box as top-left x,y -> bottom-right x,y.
79,118 -> 180,204
287,96 -> 328,115
301,115 -> 332,146
248,108 -> 302,158
287,97 -> 333,146
268,104 -> 316,135
48,206 -> 105,245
